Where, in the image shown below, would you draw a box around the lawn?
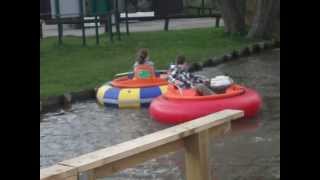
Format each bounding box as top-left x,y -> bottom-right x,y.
40,27 -> 255,97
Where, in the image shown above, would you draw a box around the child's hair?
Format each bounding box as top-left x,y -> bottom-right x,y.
136,48 -> 149,65
176,55 -> 186,65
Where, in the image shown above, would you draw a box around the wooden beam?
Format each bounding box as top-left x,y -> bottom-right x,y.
59,110 -> 243,172
184,130 -> 209,180
94,139 -> 184,178
40,164 -> 77,180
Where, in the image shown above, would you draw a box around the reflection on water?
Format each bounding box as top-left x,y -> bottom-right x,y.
40,49 -> 280,180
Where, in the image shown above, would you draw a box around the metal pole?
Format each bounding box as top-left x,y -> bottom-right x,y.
124,0 -> 129,35
79,0 -> 86,46
215,17 -> 220,28
164,17 -> 169,31
201,0 -> 205,15
108,12 -> 113,42
95,15 -> 100,44
55,0 -> 63,44
93,0 -> 100,44
114,0 -> 121,40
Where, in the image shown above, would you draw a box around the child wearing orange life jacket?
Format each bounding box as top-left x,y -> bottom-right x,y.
134,48 -> 154,68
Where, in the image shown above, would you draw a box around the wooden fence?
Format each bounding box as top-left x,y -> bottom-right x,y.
40,109 -> 244,180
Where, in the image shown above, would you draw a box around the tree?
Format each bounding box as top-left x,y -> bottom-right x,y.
247,0 -> 280,39
216,0 -> 247,34
216,0 -> 280,40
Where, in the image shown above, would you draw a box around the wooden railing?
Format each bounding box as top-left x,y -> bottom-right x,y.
40,109 -> 244,180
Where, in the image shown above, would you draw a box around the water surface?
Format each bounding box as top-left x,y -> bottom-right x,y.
40,49 -> 280,180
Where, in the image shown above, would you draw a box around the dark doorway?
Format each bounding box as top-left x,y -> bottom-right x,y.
40,0 -> 52,20
153,0 -> 183,17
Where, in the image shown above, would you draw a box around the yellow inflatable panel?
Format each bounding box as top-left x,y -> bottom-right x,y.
159,85 -> 168,94
118,88 -> 140,108
96,84 -> 112,105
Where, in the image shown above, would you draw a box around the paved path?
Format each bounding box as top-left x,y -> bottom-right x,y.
42,17 -> 224,37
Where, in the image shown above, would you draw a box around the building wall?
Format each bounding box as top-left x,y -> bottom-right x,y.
50,0 -> 83,18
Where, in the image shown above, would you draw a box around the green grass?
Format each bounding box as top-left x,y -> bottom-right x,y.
40,27 -> 255,97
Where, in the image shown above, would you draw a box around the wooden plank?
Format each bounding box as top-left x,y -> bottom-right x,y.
184,130 -> 209,180
94,120 -> 231,178
94,139 -> 184,178
65,176 -> 78,180
40,164 -> 77,180
59,110 -> 243,172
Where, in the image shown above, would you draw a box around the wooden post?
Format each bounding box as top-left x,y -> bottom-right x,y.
124,0 -> 129,35
79,0 -> 86,46
54,0 -> 63,45
184,130 -> 210,180
87,170 -> 96,180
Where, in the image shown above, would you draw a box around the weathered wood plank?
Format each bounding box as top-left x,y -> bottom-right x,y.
59,110 -> 243,172
40,164 -> 77,180
94,139 -> 184,178
184,130 -> 210,180
65,176 -> 78,180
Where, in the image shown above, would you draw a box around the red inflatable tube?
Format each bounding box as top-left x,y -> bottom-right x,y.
149,87 -> 262,124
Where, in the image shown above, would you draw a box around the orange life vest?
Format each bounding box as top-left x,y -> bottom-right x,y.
133,64 -> 156,80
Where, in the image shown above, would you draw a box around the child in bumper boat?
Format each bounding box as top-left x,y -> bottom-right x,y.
134,48 -> 154,68
132,48 -> 156,79
168,55 -> 234,95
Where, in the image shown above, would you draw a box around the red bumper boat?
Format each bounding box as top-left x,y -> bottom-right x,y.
149,84 -> 262,124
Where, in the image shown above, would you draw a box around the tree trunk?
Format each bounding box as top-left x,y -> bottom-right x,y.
245,0 -> 257,26
247,0 -> 280,40
216,0 -> 246,34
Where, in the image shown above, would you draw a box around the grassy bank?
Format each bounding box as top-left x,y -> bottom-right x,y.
40,27 -> 255,97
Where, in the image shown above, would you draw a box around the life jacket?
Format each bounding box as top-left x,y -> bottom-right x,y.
133,64 -> 156,80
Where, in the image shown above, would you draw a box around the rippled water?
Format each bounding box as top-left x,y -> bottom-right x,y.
40,49 -> 280,180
